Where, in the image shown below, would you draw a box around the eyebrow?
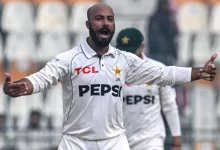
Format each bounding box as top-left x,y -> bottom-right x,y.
94,15 -> 114,18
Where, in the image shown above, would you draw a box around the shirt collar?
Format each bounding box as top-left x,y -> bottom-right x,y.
80,39 -> 116,59
142,52 -> 148,61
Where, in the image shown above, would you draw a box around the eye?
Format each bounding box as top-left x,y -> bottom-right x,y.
95,17 -> 101,21
95,16 -> 103,21
108,17 -> 114,22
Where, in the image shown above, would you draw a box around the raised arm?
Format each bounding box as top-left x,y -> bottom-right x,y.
3,73 -> 33,97
125,53 -> 218,86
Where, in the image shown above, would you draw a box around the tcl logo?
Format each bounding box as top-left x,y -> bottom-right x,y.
75,66 -> 98,74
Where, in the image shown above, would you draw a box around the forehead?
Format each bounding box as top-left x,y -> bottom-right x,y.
90,5 -> 114,17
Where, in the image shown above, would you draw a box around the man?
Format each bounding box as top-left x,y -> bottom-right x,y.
3,3 -> 217,150
116,28 -> 181,150
148,0 -> 178,66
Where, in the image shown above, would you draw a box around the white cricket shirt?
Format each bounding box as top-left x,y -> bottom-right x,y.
123,56 -> 181,148
26,39 -> 190,140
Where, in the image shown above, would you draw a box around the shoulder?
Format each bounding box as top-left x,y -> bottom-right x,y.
113,47 -> 141,61
56,45 -> 82,60
52,45 -> 83,65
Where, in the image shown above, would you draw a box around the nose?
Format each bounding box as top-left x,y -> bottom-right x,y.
102,18 -> 110,27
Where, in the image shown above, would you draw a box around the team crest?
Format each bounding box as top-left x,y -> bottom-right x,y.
121,36 -> 129,44
113,65 -> 122,81
113,65 -> 122,76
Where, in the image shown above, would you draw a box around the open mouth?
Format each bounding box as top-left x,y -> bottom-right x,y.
99,29 -> 110,39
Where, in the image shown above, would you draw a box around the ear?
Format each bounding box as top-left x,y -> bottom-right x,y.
135,44 -> 144,56
137,44 -> 144,53
86,21 -> 89,29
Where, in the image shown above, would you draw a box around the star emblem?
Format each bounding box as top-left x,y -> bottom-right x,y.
113,65 -> 122,76
121,36 -> 129,44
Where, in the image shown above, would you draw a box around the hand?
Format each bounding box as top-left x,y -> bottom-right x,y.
172,136 -> 181,150
199,53 -> 218,81
172,145 -> 181,150
3,73 -> 28,97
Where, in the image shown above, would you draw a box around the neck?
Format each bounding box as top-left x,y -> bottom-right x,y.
137,53 -> 144,60
87,37 -> 109,56
140,54 -> 144,60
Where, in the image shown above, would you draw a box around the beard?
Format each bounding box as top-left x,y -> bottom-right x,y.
89,24 -> 115,47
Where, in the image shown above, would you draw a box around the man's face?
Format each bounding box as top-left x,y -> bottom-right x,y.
87,6 -> 115,47
159,1 -> 170,12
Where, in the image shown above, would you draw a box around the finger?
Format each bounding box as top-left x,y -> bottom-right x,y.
8,82 -> 27,89
209,53 -> 218,63
211,63 -> 216,69
199,74 -> 215,80
11,90 -> 27,96
208,70 -> 217,74
198,72 -> 216,78
199,69 -> 217,74
17,83 -> 28,90
11,91 -> 27,98
8,88 -> 23,94
11,86 -> 28,94
202,78 -> 214,81
18,86 -> 28,92
7,84 -> 27,93
11,86 -> 28,96
4,73 -> 12,82
208,63 -> 216,70
198,72 -> 209,78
